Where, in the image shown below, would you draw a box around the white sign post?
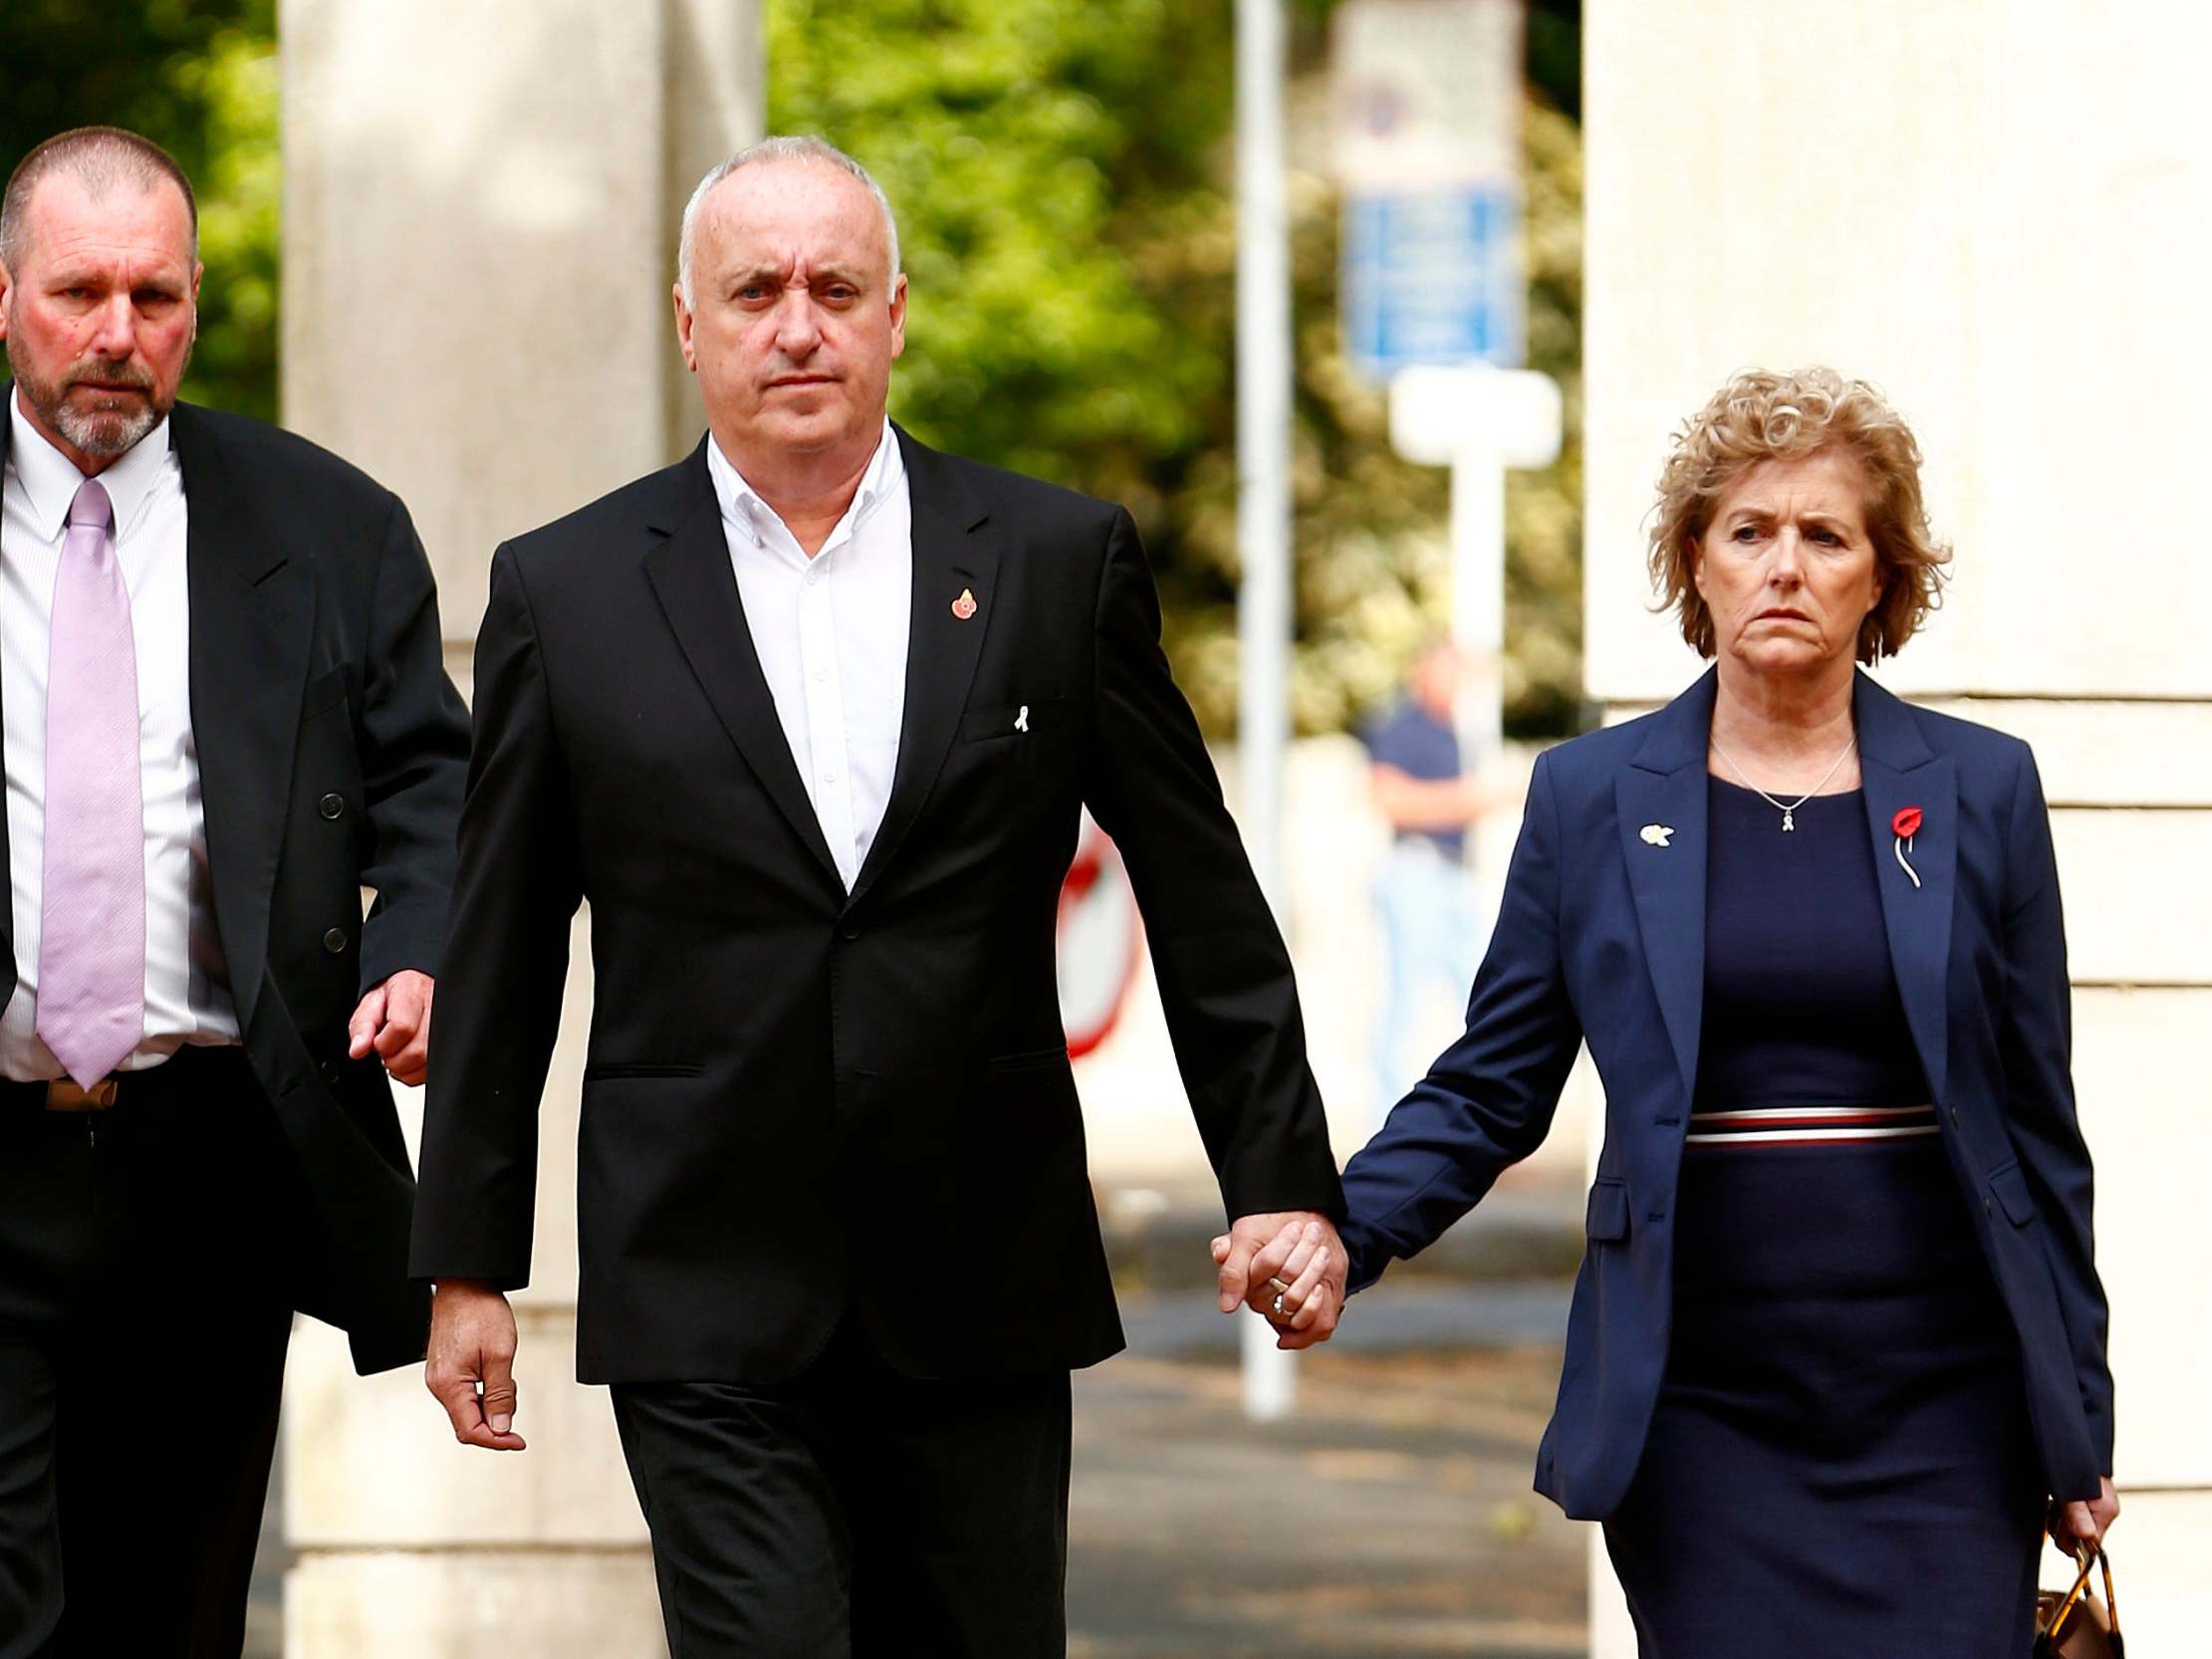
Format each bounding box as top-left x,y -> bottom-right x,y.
1337,0 -> 1555,760
1236,0 -> 1300,1423
1388,364 -> 1563,762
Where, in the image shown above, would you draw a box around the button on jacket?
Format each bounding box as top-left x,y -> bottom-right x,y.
412,425 -> 1345,1383
0,389 -> 471,1372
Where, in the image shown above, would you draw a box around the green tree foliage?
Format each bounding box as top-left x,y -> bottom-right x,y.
772,0 -> 1583,735
0,1 -> 280,422
2,2 -> 1581,734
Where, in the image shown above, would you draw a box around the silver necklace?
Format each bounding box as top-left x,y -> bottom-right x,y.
1709,733 -> 1856,832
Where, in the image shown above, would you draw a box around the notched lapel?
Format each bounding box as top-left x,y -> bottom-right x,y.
1616,763 -> 1709,1103
847,440 -> 998,908
641,490 -> 844,892
1852,672 -> 1957,1107
1613,670 -> 1718,1104
1860,752 -> 1957,1106
175,409 -> 310,1035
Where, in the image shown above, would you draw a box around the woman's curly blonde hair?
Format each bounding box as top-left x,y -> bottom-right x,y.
1648,367 -> 1951,662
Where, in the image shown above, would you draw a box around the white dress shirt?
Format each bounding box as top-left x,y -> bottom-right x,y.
708,421 -> 912,892
0,392 -> 238,1080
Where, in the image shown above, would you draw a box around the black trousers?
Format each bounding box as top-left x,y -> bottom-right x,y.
612,1318 -> 1073,1659
0,1050 -> 305,1659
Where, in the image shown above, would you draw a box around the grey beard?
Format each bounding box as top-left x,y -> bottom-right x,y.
51,392 -> 161,458
5,327 -> 180,459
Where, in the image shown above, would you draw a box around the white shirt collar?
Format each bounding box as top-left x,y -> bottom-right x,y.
707,418 -> 903,556
8,387 -> 172,539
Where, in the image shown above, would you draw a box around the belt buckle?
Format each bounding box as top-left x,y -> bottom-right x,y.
46,1077 -> 120,1111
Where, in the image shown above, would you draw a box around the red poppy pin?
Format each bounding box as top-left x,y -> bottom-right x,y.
1891,806 -> 1923,889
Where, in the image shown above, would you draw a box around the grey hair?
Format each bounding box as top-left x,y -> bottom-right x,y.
1,126 -> 200,275
676,135 -> 901,310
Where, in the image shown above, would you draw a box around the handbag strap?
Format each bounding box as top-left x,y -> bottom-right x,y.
2044,1545 -> 2120,1641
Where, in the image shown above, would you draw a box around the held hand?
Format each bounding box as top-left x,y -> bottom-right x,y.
2049,1475 -> 2120,1556
1210,1211 -> 1350,1351
425,1279 -> 527,1451
349,970 -> 434,1086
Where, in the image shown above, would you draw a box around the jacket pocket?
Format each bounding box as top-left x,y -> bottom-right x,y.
1987,1160 -> 2040,1227
301,665 -> 350,720
582,1062 -> 705,1081
958,695 -> 1067,745
1585,1177 -> 1629,1242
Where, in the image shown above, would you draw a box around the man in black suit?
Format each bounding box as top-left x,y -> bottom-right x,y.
0,128 -> 469,1656
412,135 -> 1347,1656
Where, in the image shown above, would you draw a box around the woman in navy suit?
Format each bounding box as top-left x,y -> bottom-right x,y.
1312,368 -> 2116,1655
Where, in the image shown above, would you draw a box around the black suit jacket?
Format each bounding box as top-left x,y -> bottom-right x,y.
0,392 -> 470,1373
411,426 -> 1345,1383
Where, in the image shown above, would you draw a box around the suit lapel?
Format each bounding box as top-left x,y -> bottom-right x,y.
173,403 -> 313,1035
1853,672 -> 1956,1106
640,442 -> 844,893
847,430 -> 998,909
1615,669 -> 1716,1103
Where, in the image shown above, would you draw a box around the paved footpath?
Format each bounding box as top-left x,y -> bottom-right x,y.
248,1283 -> 1589,1658
1069,1286 -> 1588,1659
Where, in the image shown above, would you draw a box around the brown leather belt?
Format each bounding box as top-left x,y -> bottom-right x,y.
43,1077 -> 120,1111
4,1047 -> 250,1113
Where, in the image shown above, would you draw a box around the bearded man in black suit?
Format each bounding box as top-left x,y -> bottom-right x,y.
413,135 -> 1346,1659
0,126 -> 469,1657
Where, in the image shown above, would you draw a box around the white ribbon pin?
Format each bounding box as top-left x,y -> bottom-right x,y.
1639,824 -> 1674,847
1015,705 -> 1030,733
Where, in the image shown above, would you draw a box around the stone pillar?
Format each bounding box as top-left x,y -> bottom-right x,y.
1583,3 -> 2212,1650
278,4 -> 760,1651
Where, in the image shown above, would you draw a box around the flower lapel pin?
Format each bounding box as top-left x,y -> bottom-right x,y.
1891,806 -> 1923,889
951,588 -> 978,620
1639,824 -> 1674,847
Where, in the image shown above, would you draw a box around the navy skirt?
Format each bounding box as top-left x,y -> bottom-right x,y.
1602,1136 -> 2046,1658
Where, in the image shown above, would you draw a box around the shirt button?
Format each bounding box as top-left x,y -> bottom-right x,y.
319,792 -> 346,821
822,770 -> 840,786
322,927 -> 349,954
813,669 -> 829,684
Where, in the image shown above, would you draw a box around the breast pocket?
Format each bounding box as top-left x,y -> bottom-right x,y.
300,665 -> 351,724
956,694 -> 1069,747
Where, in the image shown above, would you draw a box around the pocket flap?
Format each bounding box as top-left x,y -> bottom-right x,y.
1989,1161 -> 2040,1227
957,694 -> 1066,743
1585,1177 -> 1629,1242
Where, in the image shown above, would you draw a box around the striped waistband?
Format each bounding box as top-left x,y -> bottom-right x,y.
1684,1103 -> 1941,1149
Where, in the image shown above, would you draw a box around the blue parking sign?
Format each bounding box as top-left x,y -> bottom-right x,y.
1344,184 -> 1524,379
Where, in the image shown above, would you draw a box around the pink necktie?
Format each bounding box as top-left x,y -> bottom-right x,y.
37,477 -> 145,1088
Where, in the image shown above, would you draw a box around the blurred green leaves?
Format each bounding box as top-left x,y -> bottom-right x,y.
2,1 -> 1581,735
772,0 -> 1583,736
0,2 -> 279,422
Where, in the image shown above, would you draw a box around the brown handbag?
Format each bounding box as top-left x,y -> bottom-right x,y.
2035,1546 -> 2122,1657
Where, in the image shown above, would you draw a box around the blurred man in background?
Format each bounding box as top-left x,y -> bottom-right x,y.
1361,642 -> 1494,1115
0,126 -> 468,1656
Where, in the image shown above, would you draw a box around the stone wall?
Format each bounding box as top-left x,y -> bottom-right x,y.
1584,2 -> 2212,1649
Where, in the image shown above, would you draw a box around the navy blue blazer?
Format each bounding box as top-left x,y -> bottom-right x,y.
1339,667 -> 2113,1521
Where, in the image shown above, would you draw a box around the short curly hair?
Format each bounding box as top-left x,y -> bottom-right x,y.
1647,367 -> 1950,662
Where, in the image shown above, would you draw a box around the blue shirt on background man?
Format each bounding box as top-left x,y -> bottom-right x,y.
1361,699 -> 1470,861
